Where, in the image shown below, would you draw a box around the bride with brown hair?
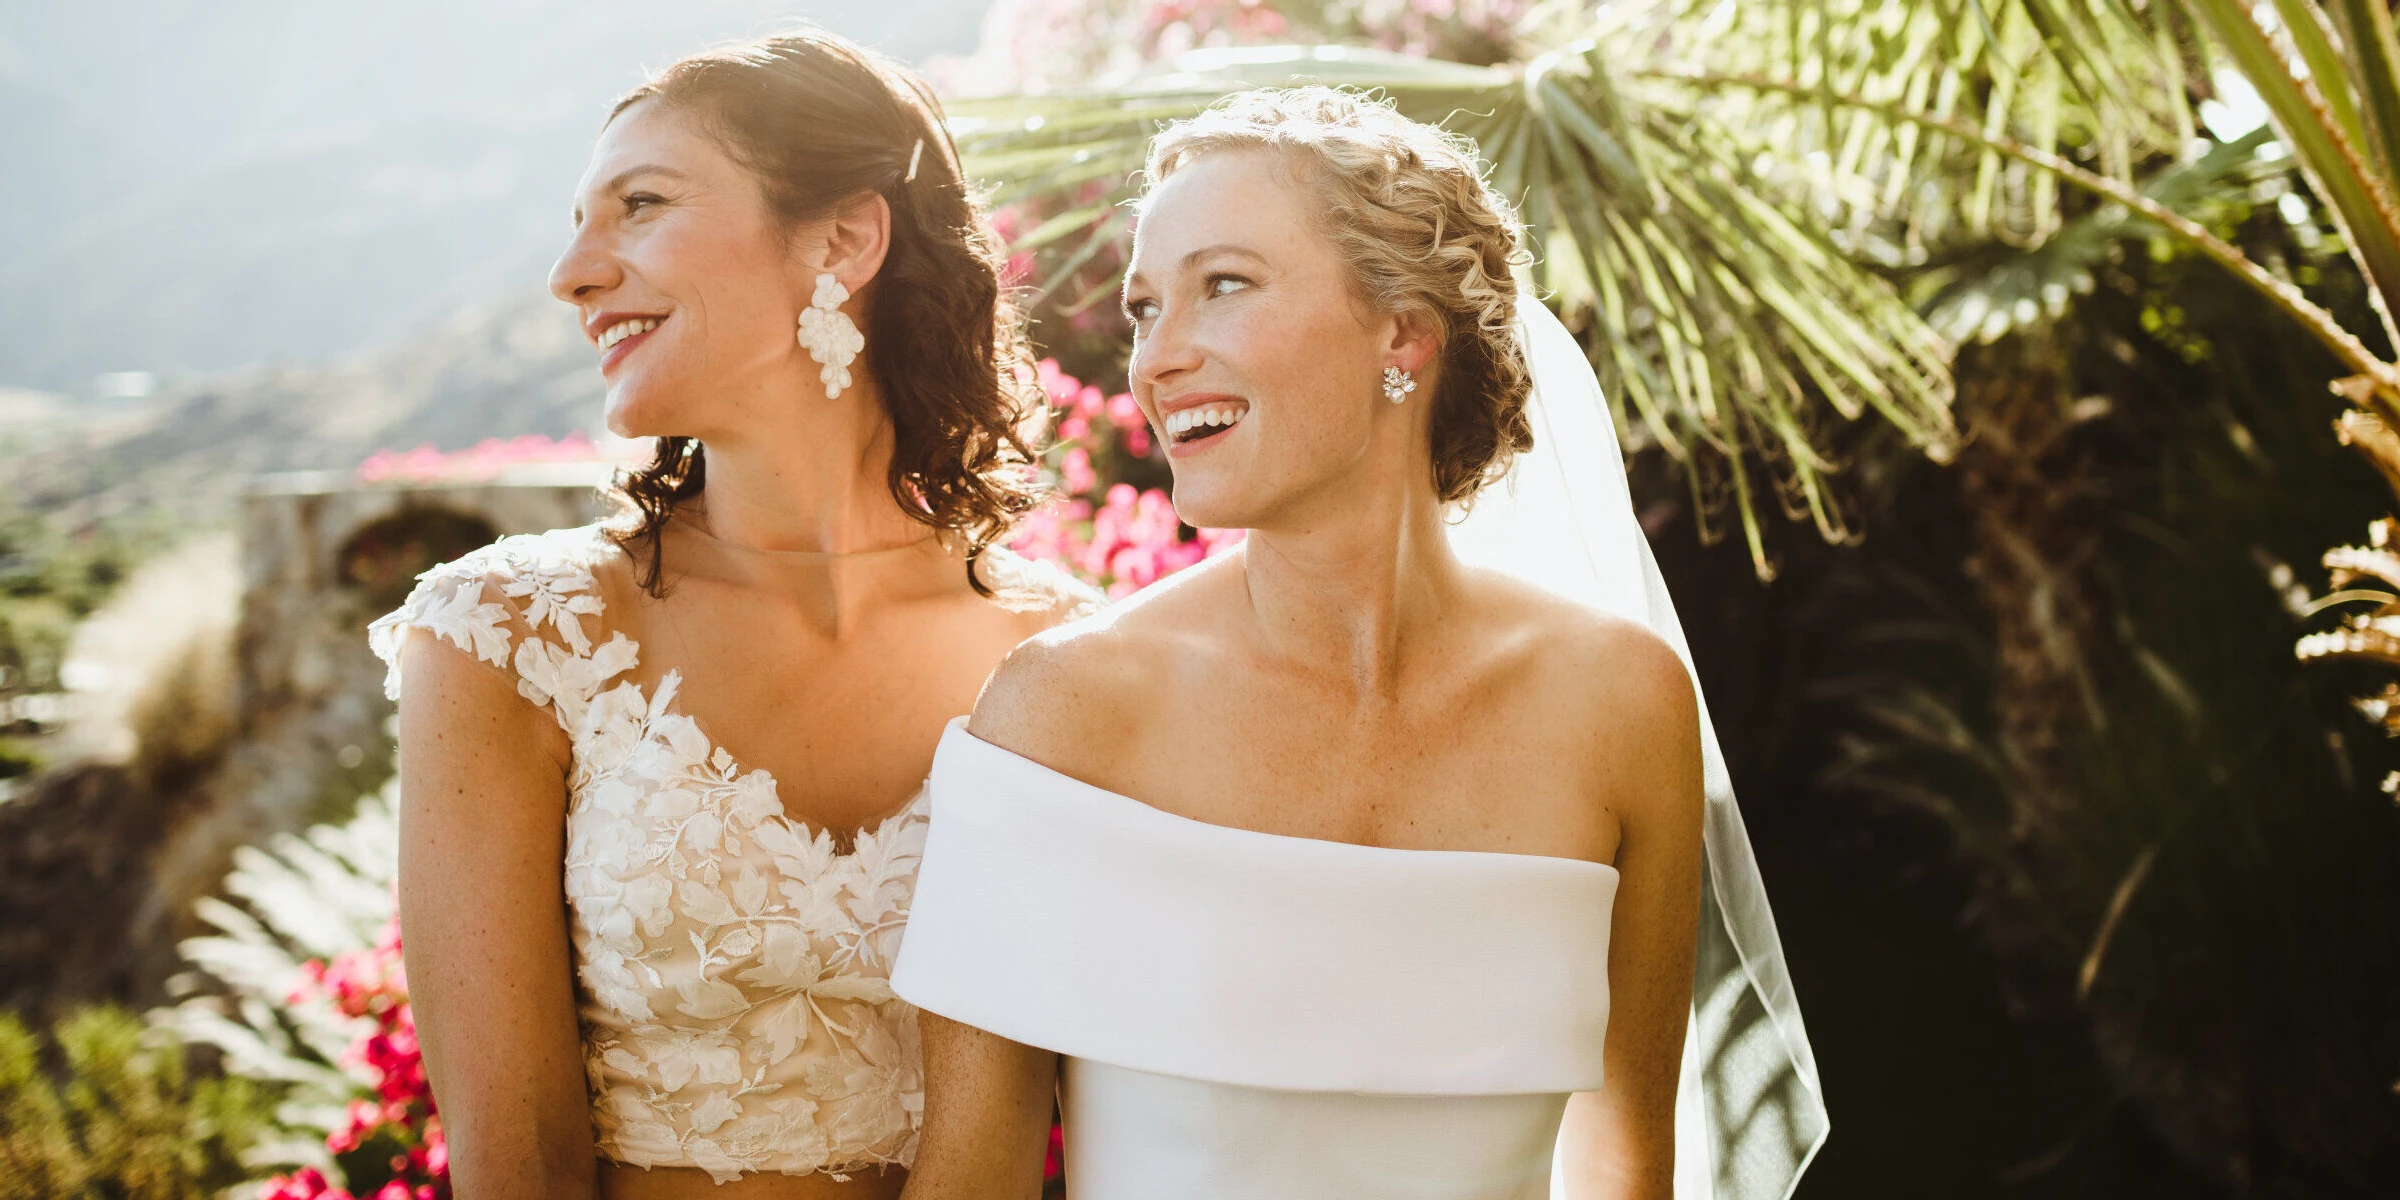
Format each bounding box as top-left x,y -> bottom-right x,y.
367,30 -> 1088,1200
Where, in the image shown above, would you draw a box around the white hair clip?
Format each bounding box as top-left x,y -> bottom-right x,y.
905,138 -> 925,183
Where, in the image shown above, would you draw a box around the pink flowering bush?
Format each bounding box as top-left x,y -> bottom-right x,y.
258,919 -> 445,1200
356,431 -> 621,485
1335,0 -> 1532,63
158,782 -> 429,1200
1009,357 -> 1244,596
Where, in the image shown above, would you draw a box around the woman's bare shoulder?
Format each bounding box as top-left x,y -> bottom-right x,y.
1467,568 -> 1688,689
1469,571 -> 1701,806
969,556 -> 1229,761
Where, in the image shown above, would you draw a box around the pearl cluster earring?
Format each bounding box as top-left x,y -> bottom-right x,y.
797,272 -> 865,398
1382,365 -> 1416,404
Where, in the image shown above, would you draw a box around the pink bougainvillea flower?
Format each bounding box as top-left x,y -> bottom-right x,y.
1003,359 -> 1244,599
275,902 -> 445,1198
356,431 -> 613,485
1062,447 -> 1099,497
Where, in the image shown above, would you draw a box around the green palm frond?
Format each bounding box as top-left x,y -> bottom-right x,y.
1698,0 -> 2400,404
1915,126 -> 2280,347
1635,0 -> 2193,250
952,42 -> 1959,574
2181,0 -> 2400,350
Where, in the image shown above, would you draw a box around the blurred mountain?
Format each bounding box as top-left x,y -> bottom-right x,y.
6,290 -> 610,526
0,0 -> 991,393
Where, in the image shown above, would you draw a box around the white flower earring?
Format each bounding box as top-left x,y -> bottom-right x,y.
1382,365 -> 1417,404
797,272 -> 865,398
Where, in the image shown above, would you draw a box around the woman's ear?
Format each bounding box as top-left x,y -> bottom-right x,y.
1386,309 -> 1441,375
811,191 -> 894,298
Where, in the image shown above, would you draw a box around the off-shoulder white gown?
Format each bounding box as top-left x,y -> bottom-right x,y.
890,718 -> 1618,1200
893,294 -> 1830,1200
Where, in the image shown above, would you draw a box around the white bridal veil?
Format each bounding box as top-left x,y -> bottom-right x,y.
1448,294 -> 1831,1200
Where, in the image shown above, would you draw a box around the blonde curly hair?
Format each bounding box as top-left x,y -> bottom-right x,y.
1141,86 -> 1534,503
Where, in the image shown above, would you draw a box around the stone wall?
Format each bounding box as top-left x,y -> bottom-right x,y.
235,465 -> 610,735
0,465 -> 614,1012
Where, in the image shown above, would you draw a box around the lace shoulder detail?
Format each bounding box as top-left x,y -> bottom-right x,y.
975,544 -> 1105,622
365,524 -> 625,711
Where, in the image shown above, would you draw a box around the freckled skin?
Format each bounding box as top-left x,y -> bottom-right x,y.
904,151 -> 1707,1200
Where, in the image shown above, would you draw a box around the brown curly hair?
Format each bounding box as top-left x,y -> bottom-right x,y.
1141,86 -> 1534,504
601,30 -> 1046,596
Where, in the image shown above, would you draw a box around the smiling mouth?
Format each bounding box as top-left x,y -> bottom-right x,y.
594,316 -> 667,374
1166,401 -> 1249,446
597,316 -> 663,352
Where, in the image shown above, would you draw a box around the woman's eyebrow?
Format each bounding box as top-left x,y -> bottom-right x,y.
603,164 -> 690,193
1122,243 -> 1270,292
571,165 -> 691,225
1181,243 -> 1266,268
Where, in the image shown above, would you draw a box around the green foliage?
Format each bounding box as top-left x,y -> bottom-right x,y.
0,1006 -> 279,1200
0,740 -> 39,783
1758,207 -> 2400,1185
157,776 -> 404,1183
0,495 -> 182,696
1910,127 -> 2285,349
956,39 -> 1962,573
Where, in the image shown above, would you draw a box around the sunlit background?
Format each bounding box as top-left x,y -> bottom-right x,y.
5,2 -> 2400,1198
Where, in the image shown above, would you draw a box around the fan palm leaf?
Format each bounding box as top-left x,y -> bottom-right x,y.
951,42 -> 1958,573
949,0 -> 2400,570
1630,0 -> 2194,245
1691,0 -> 2400,407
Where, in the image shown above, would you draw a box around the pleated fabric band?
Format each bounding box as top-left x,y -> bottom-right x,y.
892,718 -> 1618,1096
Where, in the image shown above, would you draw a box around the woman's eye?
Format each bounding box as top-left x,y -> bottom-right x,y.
1207,273 -> 1252,297
622,192 -> 665,215
1123,298 -> 1157,324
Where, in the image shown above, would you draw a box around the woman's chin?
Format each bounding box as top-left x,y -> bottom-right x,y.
1164,487 -> 1248,533
602,389 -> 685,442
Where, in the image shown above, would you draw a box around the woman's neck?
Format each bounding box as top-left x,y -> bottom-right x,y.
688,375 -> 929,555
1237,471 -> 1465,704
673,380 -> 958,635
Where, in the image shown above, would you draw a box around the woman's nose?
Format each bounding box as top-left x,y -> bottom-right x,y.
1131,309 -> 1203,390
548,227 -> 622,305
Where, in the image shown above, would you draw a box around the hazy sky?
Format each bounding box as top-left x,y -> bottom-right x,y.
0,1 -> 992,391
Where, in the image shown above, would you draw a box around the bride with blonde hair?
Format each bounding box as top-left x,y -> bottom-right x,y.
890,87 -> 1827,1199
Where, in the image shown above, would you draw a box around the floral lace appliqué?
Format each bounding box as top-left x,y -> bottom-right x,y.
367,525 -> 926,1182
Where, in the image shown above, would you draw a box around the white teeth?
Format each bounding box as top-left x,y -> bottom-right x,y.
1167,404 -> 1247,438
597,317 -> 659,351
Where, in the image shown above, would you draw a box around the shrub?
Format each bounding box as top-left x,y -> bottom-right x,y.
0,1005 -> 276,1200
157,779 -> 414,1198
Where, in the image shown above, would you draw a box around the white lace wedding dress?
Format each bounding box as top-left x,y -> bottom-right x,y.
368,517 -> 930,1183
